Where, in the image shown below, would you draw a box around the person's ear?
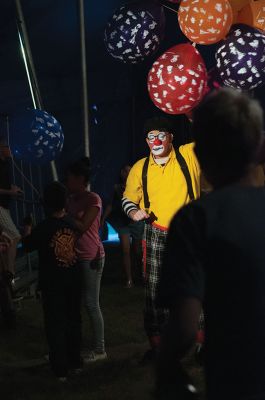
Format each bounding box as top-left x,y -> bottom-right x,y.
169,133 -> 173,143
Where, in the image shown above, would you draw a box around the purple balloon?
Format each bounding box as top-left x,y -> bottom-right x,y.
104,1 -> 165,64
215,24 -> 265,90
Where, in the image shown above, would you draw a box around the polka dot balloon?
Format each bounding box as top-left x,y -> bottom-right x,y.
229,0 -> 250,24
178,0 -> 233,45
104,1 -> 165,64
237,0 -> 265,32
9,109 -> 64,164
215,24 -> 265,90
148,43 -> 207,115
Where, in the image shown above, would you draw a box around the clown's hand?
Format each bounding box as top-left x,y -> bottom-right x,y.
129,209 -> 149,221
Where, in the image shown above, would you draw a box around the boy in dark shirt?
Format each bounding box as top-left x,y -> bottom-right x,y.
156,89 -> 265,400
23,182 -> 82,381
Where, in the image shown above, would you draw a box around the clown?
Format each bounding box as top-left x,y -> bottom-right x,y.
147,130 -> 171,157
122,116 -> 201,362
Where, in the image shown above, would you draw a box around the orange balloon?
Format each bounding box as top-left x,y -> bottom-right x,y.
228,0 -> 250,23
237,0 -> 265,31
178,0 -> 233,45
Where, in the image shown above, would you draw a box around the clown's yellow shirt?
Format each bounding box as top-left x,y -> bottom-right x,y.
123,143 -> 201,229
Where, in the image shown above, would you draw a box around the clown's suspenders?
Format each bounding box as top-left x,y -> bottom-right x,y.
142,148 -> 195,212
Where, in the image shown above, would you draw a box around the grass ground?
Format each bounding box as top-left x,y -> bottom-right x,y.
0,244 -> 204,400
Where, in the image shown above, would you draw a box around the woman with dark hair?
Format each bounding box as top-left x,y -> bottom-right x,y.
66,158 -> 106,363
101,165 -> 144,288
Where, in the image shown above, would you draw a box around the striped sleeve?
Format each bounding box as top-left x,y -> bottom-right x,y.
121,197 -> 138,217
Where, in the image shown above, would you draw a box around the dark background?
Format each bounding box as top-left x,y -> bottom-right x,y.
0,0 -> 264,206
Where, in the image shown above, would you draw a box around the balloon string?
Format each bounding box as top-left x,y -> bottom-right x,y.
161,4 -> 178,14
11,158 -> 41,197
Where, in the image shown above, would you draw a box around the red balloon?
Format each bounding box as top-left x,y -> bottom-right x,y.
147,44 -> 207,115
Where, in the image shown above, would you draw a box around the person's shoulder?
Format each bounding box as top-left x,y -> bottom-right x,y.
89,191 -> 102,205
173,198 -> 204,222
187,186 -> 265,224
61,215 -> 77,230
89,191 -> 101,199
209,185 -> 265,203
128,157 -> 149,178
31,217 -> 55,237
178,142 -> 195,156
189,186 -> 243,213
132,157 -> 149,170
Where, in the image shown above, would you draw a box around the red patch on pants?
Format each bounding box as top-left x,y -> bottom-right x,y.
142,239 -> 147,280
196,329 -> 205,344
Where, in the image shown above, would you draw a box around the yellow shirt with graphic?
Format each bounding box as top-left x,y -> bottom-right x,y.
123,143 -> 201,229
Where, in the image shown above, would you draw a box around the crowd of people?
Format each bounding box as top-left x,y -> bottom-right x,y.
0,88 -> 265,399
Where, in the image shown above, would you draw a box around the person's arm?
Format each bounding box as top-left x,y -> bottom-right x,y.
101,204 -> 112,229
73,205 -> 99,233
0,185 -> 23,196
122,197 -> 147,220
1,231 -> 12,245
0,232 -> 11,253
101,186 -> 117,228
122,161 -> 149,221
156,299 -> 201,399
156,205 -> 205,399
185,143 -> 212,195
22,225 -> 39,253
200,173 -> 212,194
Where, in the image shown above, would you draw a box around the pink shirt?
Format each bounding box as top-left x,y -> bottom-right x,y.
67,191 -> 105,261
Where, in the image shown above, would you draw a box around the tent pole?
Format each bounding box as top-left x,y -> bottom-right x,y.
15,0 -> 58,181
78,0 -> 90,158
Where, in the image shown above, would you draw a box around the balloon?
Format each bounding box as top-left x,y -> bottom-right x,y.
9,109 -> 64,164
237,0 -> 265,31
148,44 -> 207,114
104,1 -> 165,64
229,0 -> 250,23
186,68 -> 222,120
178,0 -> 233,45
215,24 -> 265,90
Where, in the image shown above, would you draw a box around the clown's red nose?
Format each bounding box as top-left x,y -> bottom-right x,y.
154,138 -> 162,146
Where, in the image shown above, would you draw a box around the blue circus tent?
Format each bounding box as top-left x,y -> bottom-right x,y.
0,0 -> 264,208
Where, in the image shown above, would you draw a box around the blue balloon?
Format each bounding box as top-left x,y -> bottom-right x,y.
215,24 -> 265,91
104,1 -> 165,64
9,109 -> 64,164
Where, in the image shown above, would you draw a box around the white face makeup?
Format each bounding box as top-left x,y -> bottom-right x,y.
151,144 -> 165,156
146,130 -> 172,158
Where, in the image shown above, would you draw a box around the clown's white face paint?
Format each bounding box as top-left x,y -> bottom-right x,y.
146,130 -> 173,158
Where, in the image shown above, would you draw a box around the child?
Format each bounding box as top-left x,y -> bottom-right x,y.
23,182 -> 82,381
66,158 -> 106,363
101,165 -> 144,288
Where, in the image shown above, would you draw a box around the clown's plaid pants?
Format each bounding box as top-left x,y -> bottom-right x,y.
143,223 -> 169,339
142,223 -> 205,343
